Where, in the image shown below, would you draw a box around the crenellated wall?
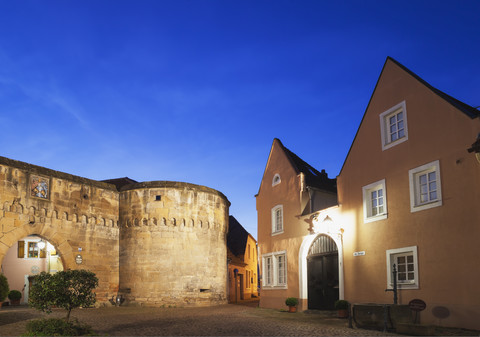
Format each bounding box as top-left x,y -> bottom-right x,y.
118,182 -> 229,306
0,156 -> 230,307
0,157 -> 120,303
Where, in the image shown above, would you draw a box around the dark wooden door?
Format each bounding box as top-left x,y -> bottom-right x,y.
307,253 -> 339,310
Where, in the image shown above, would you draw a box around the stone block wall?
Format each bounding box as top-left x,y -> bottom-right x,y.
0,156 -> 120,303
118,181 -> 229,306
0,156 -> 230,307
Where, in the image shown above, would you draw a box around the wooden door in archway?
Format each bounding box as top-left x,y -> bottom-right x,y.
307,234 -> 339,310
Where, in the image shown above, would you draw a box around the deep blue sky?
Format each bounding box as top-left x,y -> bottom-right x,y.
1,1 -> 479,239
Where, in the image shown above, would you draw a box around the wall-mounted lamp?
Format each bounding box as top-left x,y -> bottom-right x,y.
467,134 -> 480,164
37,240 -> 46,250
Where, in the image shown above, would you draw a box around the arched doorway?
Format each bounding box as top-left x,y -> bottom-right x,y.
1,235 -> 64,304
307,234 -> 339,310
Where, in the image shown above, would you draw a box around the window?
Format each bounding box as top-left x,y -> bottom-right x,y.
28,242 -> 39,258
272,174 -> 281,186
409,160 -> 442,212
277,255 -> 286,285
17,240 -> 46,259
386,246 -> 418,289
362,179 -> 387,222
262,251 -> 287,289
265,256 -> 272,286
246,270 -> 251,288
271,205 -> 283,235
380,101 -> 408,150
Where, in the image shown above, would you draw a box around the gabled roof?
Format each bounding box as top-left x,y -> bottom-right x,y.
227,215 -> 255,257
339,57 -> 480,175
277,139 -> 336,193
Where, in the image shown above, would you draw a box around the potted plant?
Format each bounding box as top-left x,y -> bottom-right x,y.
8,290 -> 22,306
334,299 -> 349,318
285,297 -> 298,313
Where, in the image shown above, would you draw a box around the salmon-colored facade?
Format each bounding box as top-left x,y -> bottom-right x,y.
256,139 -> 337,311
338,57 -> 480,329
257,57 -> 480,329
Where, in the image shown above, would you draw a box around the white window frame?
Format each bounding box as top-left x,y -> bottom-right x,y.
362,179 -> 387,223
386,246 -> 418,289
272,173 -> 281,186
271,205 -> 284,235
380,101 -> 408,151
409,160 -> 442,213
262,251 -> 287,289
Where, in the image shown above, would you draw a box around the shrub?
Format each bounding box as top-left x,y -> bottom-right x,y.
23,318 -> 93,336
8,290 -> 22,301
285,297 -> 299,307
29,270 -> 98,321
0,274 -> 9,302
334,299 -> 349,310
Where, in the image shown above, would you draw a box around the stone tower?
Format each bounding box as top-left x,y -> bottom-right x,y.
118,181 -> 230,306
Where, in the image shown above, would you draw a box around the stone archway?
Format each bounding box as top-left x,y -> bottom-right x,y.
0,223 -> 75,271
298,221 -> 344,309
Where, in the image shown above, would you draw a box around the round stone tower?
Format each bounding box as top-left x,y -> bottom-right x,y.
118,181 -> 230,307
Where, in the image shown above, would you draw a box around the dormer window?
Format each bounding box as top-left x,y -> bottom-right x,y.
380,101 -> 408,150
272,174 -> 281,186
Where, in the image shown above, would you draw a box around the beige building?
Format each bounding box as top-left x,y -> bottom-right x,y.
256,138 -> 337,311
256,57 -> 480,330
0,156 -> 230,307
226,216 -> 258,302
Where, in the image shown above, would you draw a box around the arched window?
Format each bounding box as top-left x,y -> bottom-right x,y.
272,174 -> 281,186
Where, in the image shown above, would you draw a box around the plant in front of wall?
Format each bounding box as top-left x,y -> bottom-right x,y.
29,269 -> 98,322
26,270 -> 98,336
0,274 -> 9,304
285,297 -> 299,313
334,299 -> 350,318
8,290 -> 22,305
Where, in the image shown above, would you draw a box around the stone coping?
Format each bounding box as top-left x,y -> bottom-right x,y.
0,155 -> 117,191
120,181 -> 231,206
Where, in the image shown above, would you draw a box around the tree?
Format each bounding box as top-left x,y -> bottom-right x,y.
29,270 -> 98,321
0,273 -> 9,303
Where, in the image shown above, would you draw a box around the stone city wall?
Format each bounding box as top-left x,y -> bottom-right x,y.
0,156 -> 120,303
0,156 -> 230,307
118,181 -> 230,306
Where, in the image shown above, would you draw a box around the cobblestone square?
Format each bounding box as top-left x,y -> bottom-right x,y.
0,304 -> 396,336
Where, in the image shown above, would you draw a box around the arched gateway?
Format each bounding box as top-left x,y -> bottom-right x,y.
307,234 -> 339,309
0,155 -> 230,307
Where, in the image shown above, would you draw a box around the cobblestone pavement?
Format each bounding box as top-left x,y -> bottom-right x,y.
1,303 -> 398,337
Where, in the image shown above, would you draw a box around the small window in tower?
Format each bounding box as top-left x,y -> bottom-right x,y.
155,195 -> 161,201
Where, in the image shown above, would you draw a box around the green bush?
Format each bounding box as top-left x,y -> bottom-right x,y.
285,297 -> 298,307
23,318 -> 93,336
29,270 -> 98,321
0,274 -> 9,302
8,290 -> 22,301
334,299 -> 349,310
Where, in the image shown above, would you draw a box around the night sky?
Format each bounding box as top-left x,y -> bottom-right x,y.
1,0 -> 479,238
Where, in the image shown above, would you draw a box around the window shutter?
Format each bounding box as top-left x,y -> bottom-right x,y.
17,241 -> 25,258
40,248 -> 46,258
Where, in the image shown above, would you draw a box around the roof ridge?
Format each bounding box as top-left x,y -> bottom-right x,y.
387,56 -> 479,118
